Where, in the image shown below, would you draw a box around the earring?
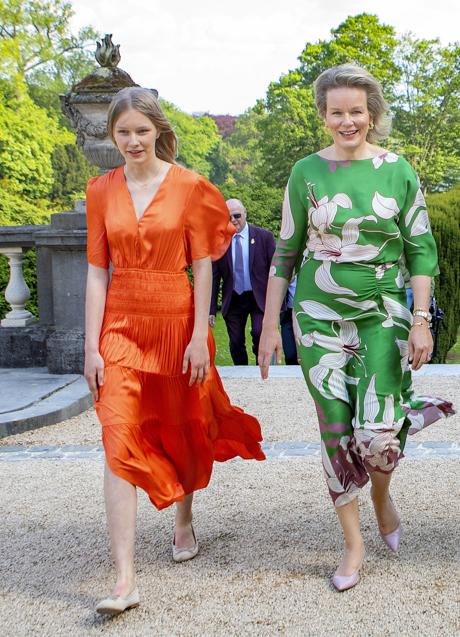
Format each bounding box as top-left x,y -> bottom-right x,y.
369,122 -> 374,130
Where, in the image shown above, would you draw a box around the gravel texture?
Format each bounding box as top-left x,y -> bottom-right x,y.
1,458 -> 459,636
0,375 -> 458,636
1,376 -> 458,447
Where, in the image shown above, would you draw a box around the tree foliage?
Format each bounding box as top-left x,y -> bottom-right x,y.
427,187 -> 460,362
297,13 -> 400,91
0,7 -> 459,360
161,100 -> 223,179
0,0 -> 97,89
391,35 -> 460,192
220,180 -> 283,236
0,86 -> 73,224
249,13 -> 459,193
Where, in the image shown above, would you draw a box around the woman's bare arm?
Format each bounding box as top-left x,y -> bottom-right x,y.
182,256 -> 212,386
408,274 -> 433,370
84,264 -> 109,400
258,276 -> 289,379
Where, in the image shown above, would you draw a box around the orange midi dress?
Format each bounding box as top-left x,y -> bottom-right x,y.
86,164 -> 265,509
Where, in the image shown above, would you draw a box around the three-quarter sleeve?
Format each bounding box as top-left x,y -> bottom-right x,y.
271,161 -> 308,281
184,176 -> 235,261
398,166 -> 439,277
86,176 -> 110,269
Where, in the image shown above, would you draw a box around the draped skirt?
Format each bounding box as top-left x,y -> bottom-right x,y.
294,259 -> 454,508
96,268 -> 265,509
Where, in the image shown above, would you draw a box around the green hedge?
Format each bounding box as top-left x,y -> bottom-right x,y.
427,187 -> 460,362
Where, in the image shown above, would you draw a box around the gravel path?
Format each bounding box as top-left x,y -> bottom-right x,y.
0,375 -> 458,636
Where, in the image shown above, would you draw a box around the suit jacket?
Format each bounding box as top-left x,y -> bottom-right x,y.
210,223 -> 276,317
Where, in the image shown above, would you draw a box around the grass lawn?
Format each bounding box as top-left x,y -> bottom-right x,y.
446,329 -> 460,363
212,314 -> 460,366
212,312 -> 257,366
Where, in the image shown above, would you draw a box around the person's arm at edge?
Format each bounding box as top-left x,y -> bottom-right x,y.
258,276 -> 289,379
408,274 -> 433,370
84,264 -> 109,401
184,256 -> 212,385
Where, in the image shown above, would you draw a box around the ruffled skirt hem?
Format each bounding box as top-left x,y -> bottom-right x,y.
96,365 -> 265,510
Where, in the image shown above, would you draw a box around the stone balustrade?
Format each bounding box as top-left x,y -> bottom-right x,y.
0,206 -> 88,373
0,227 -> 36,327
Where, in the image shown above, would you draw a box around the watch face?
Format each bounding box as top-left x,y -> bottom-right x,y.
414,310 -> 431,320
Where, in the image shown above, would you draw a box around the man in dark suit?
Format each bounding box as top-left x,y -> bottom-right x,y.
209,198 -> 275,364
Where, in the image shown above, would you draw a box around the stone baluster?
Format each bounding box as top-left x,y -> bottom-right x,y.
0,247 -> 36,327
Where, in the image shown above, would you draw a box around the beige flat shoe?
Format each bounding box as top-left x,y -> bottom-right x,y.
95,587 -> 140,615
172,525 -> 199,563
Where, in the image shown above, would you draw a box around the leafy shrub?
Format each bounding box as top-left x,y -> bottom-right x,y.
427,187 -> 460,362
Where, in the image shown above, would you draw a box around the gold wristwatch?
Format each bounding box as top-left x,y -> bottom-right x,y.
413,308 -> 431,322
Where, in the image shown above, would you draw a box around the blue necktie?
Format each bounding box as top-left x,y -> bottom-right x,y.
234,234 -> 245,294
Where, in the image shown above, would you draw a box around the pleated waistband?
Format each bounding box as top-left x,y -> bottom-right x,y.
106,269 -> 193,317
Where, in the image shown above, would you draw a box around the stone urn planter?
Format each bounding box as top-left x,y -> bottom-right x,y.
60,34 -> 158,172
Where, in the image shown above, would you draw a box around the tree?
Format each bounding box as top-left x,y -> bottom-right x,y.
256,81 -> 325,187
161,100 -> 222,178
391,35 -> 460,192
0,0 -> 97,91
50,143 -> 95,207
297,13 -> 400,92
224,106 -> 266,186
0,84 -> 72,224
255,14 -> 401,189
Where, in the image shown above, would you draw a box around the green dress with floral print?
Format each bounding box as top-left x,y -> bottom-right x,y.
271,152 -> 454,507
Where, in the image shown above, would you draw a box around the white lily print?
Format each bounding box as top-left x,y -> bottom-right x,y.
372,192 -> 400,219
292,311 -> 302,345
307,321 -> 362,403
381,295 -> 412,329
298,300 -> 343,321
308,192 -> 352,232
321,440 -> 347,496
405,188 -> 426,227
363,374 -> 379,425
372,152 -> 399,169
355,429 -> 401,471
279,183 -> 295,240
307,219 -> 380,262
396,338 -> 410,373
410,210 -> 430,237
307,189 -> 379,263
314,261 -> 357,296
395,269 -> 405,288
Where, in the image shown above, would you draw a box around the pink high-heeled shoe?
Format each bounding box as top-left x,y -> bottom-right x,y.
370,489 -> 402,552
380,524 -> 403,553
331,552 -> 365,592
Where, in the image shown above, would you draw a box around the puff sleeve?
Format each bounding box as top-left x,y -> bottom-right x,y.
184,176 -> 235,262
398,164 -> 439,277
86,176 -> 110,269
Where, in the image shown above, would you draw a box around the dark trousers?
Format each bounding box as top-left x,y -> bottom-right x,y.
224,291 -> 263,365
280,308 -> 298,365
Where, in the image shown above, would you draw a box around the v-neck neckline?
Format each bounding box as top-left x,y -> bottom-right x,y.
120,163 -> 175,225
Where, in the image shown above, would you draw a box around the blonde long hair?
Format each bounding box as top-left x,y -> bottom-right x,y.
107,87 -> 177,163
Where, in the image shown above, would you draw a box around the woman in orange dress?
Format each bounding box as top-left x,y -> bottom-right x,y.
84,87 -> 265,615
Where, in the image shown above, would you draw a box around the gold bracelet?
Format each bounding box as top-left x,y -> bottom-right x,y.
411,321 -> 428,328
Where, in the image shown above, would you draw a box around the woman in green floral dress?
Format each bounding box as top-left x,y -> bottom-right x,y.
258,64 -> 454,591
